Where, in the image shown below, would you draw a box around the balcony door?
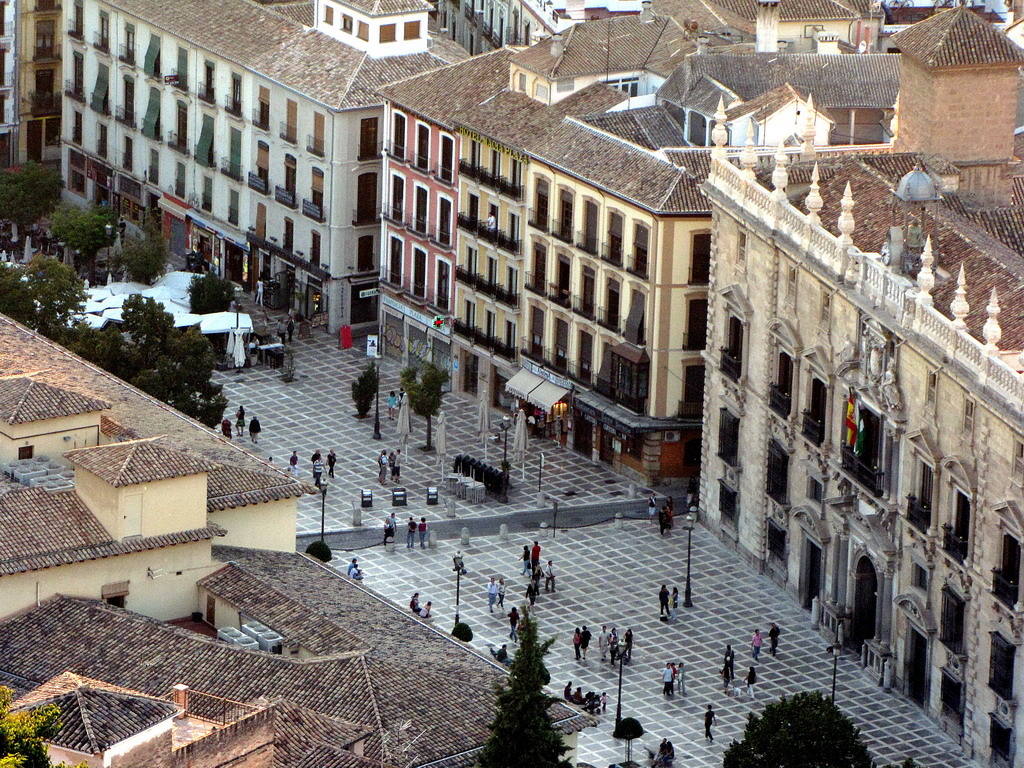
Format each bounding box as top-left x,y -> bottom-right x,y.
852,555 -> 877,645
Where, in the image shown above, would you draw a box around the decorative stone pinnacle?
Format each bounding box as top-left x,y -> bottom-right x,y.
805,163 -> 823,224
740,119 -> 758,179
916,236 -> 934,306
951,264 -> 969,330
983,287 -> 1002,354
772,140 -> 788,200
837,181 -> 855,247
801,94 -> 817,158
711,97 -> 729,155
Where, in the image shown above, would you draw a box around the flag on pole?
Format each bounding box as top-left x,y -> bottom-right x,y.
844,394 -> 858,448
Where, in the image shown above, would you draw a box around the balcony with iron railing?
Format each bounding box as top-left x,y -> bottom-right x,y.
197,82 -> 215,105
942,524 -> 969,563
32,0 -> 61,11
597,306 -> 620,334
252,106 -> 270,131
627,249 -> 648,278
118,44 -> 135,65
167,131 -> 190,156
386,141 -> 410,163
802,411 -> 825,445
33,44 -> 58,61
279,121 -> 297,144
64,78 -> 85,103
906,495 -> 931,533
383,204 -> 405,225
352,207 -> 380,226
548,282 -> 571,308
409,215 -> 429,236
247,171 -> 268,194
29,90 -> 60,115
596,377 -> 646,415
576,230 -> 598,256
519,341 -> 549,367
566,359 -> 593,387
551,219 -> 573,244
841,445 -> 884,497
224,96 -> 242,118
677,400 -> 702,419
307,135 -> 325,158
169,71 -> 188,93
993,568 -> 1019,609
431,226 -> 454,250
115,105 -> 135,128
572,296 -> 596,320
433,163 -> 455,186
768,384 -> 791,418
602,240 -> 623,267
358,140 -> 383,162
146,167 -> 159,185
414,152 -> 430,172
220,157 -> 242,182
457,213 -> 520,254
275,186 -> 297,208
720,348 -> 741,381
458,159 -> 481,180
67,22 -> 84,40
524,271 -> 546,297
92,32 -> 109,54
528,208 -> 548,232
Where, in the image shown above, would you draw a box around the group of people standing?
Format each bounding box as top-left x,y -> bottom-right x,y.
289,448 -> 336,487
720,624 -> 781,700
377,448 -> 402,485
220,405 -> 262,445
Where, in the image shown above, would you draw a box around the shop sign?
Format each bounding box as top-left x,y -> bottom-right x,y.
359,287 -> 379,299
366,334 -> 380,358
521,358 -> 570,391
455,126 -> 530,164
382,294 -> 451,336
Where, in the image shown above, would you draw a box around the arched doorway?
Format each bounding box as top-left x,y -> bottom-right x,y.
852,556 -> 878,644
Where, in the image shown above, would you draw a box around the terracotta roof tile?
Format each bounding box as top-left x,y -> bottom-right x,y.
0,376 -> 109,425
65,437 -> 219,487
582,105 -> 686,149
890,6 -> 1024,68
710,0 -> 860,22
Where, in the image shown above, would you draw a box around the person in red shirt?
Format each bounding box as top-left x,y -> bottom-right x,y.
530,540 -> 541,569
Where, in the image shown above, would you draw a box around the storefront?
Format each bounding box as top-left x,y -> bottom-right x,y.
349,282 -> 378,325
380,294 -> 452,377
504,365 -> 571,445
87,158 -> 113,206
246,233 -> 329,324
116,175 -> 145,224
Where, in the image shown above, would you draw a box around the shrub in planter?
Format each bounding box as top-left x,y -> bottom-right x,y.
305,540 -> 332,562
452,622 -> 473,642
351,362 -> 378,418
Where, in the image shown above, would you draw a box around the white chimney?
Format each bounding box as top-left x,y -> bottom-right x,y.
696,35 -> 708,54
640,0 -> 654,21
550,33 -> 564,57
172,684 -> 189,710
755,0 -> 780,53
816,32 -> 840,54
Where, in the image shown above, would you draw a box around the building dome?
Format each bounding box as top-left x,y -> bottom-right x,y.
895,168 -> 940,203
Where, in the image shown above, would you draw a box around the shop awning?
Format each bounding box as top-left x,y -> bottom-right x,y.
505,369 -> 543,401
528,380 -> 569,412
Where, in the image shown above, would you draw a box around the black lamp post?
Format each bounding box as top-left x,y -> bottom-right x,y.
614,644 -> 625,730
497,415 -> 511,503
319,481 -> 328,542
453,552 -> 466,624
372,359 -> 381,440
683,508 -> 696,607
827,636 -> 841,701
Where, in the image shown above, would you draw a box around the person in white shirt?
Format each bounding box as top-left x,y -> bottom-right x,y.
487,576 -> 499,613
544,560 -> 557,592
254,278 -> 264,306
661,664 -> 675,696
419,601 -> 432,619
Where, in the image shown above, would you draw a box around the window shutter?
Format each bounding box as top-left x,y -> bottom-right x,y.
176,47 -> 188,86
143,34 -> 160,75
229,127 -> 241,168
195,113 -> 214,166
141,86 -> 160,138
90,63 -> 109,112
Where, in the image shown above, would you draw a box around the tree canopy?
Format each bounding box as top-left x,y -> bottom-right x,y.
0,685 -> 85,768
477,610 -> 570,768
723,691 -> 872,768
399,362 -> 448,450
187,272 -> 235,314
113,216 -> 168,284
49,203 -> 115,274
351,362 -> 378,418
0,255 -> 85,341
0,163 -> 62,233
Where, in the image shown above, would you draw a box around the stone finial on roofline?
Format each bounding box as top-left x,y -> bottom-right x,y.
837,182 -> 855,247
801,94 -> 817,161
740,119 -> 757,179
983,288 -> 1002,354
916,236 -> 935,306
711,97 -> 729,157
772,139 -> 788,201
951,264 -> 969,329
805,163 -> 823,225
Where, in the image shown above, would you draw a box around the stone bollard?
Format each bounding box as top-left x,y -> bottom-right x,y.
384,537 -> 395,553
445,498 -> 457,519
428,529 -> 438,549
627,482 -> 638,498
810,596 -> 820,628
499,523 -> 509,543
837,621 -> 845,647
882,658 -> 893,690
461,526 -> 470,546
614,512 -> 623,530
352,506 -> 362,527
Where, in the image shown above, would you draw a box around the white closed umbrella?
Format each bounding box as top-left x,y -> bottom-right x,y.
512,408 -> 528,478
476,397 -> 490,460
435,410 -> 448,478
106,270 -> 113,286
232,329 -> 247,369
397,396 -> 411,451
22,236 -> 31,263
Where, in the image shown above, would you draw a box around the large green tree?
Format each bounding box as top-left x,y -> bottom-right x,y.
49,203 -> 116,277
0,685 -> 85,768
723,691 -> 872,768
134,326 -> 227,427
0,163 -> 62,234
399,362 -> 448,450
120,295 -> 175,371
0,256 -> 85,341
187,272 -> 235,314
478,610 -> 569,768
113,216 -> 168,284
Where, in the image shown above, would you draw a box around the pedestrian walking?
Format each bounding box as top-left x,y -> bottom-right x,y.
525,580 -> 538,606
508,607 -> 520,642
598,625 -> 609,661
724,644 -> 735,680
623,628 -> 633,663
418,517 -> 428,548
406,517 -> 416,549
544,560 -> 556,592
530,541 -> 541,570
387,390 -> 398,420
497,577 -> 506,607
289,451 -> 299,476
392,449 -> 402,482
676,661 -> 686,695
520,546 -> 531,575
658,507 -> 669,536
671,586 -> 679,615
580,626 -> 591,660
388,451 -> 397,482
704,704 -> 716,743
286,314 -> 295,343
608,628 -> 620,664
487,577 -> 499,612
220,417 -> 232,439
600,692 -> 608,712
751,629 -> 763,662
659,584 -> 670,617
572,628 -> 582,660
647,493 -> 657,524
276,319 -> 286,346
768,622 -> 780,657
722,663 -> 732,695
377,450 -> 388,485
248,416 -> 261,443
235,406 -> 245,436
312,454 -> 324,487
327,449 -> 336,478
254,279 -> 264,306
745,666 -> 757,698
661,664 -> 674,696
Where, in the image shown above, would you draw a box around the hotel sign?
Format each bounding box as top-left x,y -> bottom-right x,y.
456,126 -> 530,164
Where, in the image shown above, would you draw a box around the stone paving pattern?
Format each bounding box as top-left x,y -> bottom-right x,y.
347,521 -> 976,768
214,329 -> 640,537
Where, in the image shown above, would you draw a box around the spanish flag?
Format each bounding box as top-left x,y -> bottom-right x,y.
844,395 -> 858,448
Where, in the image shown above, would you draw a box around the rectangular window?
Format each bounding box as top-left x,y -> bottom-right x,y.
175,162 -> 185,198
820,290 -> 831,326
911,562 -> 928,590
412,248 -> 426,297
389,236 -> 403,284
691,232 -> 710,283
72,111 -> 83,145
324,4 -> 334,23
940,587 -> 965,654
97,123 -> 108,158
380,24 -> 396,42
404,20 -> 421,39
991,717 -> 1012,761
737,231 -> 747,265
719,480 -> 738,523
358,21 -> 370,41
342,14 -> 353,32
228,189 -> 239,225
360,117 -> 379,159
310,231 -> 321,267
963,398 -> 975,434
436,260 -> 450,311
989,633 -> 1016,700
940,672 -> 962,719
767,520 -> 786,561
143,34 -> 161,77
718,408 -> 739,466
122,135 -> 133,172
766,440 -> 789,504
176,46 -> 188,89
926,370 -> 937,404
284,218 -> 294,252
808,477 -> 824,502
201,175 -> 212,211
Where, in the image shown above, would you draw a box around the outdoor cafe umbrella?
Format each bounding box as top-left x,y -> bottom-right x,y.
435,410 -> 448,481
22,235 -> 31,264
397,395 -> 411,452
230,329 -> 247,370
512,408 -> 528,478
476,396 -> 490,460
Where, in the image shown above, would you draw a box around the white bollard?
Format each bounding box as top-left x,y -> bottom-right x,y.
614,512 -> 624,530
352,506 -> 362,527
461,526 -> 470,546
810,596 -> 821,628
384,538 -> 395,553
882,657 -> 893,690
445,498 -> 457,519
428,529 -> 438,548
499,523 -> 509,542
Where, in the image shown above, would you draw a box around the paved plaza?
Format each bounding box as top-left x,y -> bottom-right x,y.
214,328 -> 642,537
346,520 -> 975,768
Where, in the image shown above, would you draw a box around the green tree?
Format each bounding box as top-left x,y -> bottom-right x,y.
49,203 -> 115,277
723,691 -> 871,768
0,685 -> 86,768
399,362 -> 448,450
188,272 -> 236,314
305,540 -> 332,562
113,216 -> 168,284
477,610 -> 570,768
0,256 -> 85,341
0,265 -> 35,327
64,324 -> 129,380
132,327 -> 227,427
0,163 -> 62,234
120,295 -> 175,371
351,362 -> 378,418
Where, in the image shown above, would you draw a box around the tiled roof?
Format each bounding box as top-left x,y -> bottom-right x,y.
890,6 -> 1024,68
104,0 -> 459,111
659,53 -> 900,111
710,0 -> 860,22
378,49 -> 516,127
14,676 -> 178,753
512,15 -> 694,79
0,375 -> 109,425
65,437 -> 219,487
0,547 -> 591,768
653,0 -> 740,32
263,0 -> 315,26
581,105 -> 686,149
0,316 -> 312,513
0,486 -> 225,576
967,208 -> 1024,258
723,82 -> 833,124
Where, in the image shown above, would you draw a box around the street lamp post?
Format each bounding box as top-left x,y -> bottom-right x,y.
827,637 -> 841,701
319,482 -> 329,542
453,552 -> 466,624
372,359 -> 381,441
683,509 -> 696,608
614,646 -> 625,730
497,415 -> 511,503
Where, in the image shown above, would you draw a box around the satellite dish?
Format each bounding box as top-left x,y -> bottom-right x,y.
857,40 -> 867,53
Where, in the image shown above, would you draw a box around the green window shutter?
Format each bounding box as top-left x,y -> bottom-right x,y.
143,34 -> 160,76
229,127 -> 241,168
177,47 -> 188,88
91,63 -> 109,111
196,113 -> 214,167
142,87 -> 160,138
